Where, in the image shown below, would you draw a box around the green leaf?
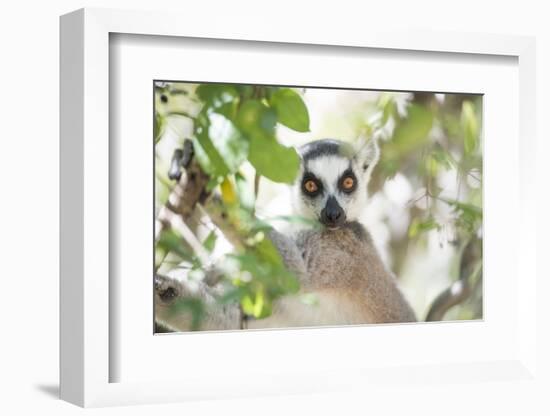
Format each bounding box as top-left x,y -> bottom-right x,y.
229,253 -> 266,277
230,249 -> 299,294
254,237 -> 283,266
206,176 -> 223,192
154,112 -> 165,143
218,286 -> 248,305
212,101 -> 238,120
194,112 -> 249,176
157,228 -> 194,262
202,230 -> 217,253
236,99 -> 276,137
196,84 -> 238,108
241,288 -> 273,319
461,101 -> 479,155
226,246 -> 300,320
443,199 -> 482,217
208,113 -> 249,171
442,198 -> 482,231
261,215 -> 323,230
169,298 -> 205,331
408,217 -> 439,238
431,145 -> 456,171
379,94 -> 397,125
234,84 -> 255,100
248,135 -> 300,183
235,171 -> 255,211
269,88 -> 310,132
265,86 -> 281,100
381,103 -> 434,178
193,133 -> 228,177
392,104 -> 434,148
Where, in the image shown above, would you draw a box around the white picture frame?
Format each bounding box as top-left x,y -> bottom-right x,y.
60,7 -> 538,408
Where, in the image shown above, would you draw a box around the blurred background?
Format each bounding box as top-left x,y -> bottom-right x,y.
155,82 -> 483,326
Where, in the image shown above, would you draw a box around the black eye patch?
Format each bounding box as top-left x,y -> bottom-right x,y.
301,172 -> 323,197
338,169 -> 358,194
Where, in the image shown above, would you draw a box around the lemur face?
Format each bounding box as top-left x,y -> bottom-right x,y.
292,138 -> 379,229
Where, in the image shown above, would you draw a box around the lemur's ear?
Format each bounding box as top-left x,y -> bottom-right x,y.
354,135 -> 380,174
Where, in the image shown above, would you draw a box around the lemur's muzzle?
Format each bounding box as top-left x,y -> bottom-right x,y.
320,196 -> 346,228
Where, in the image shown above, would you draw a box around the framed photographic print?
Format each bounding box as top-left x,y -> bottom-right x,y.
60,7 -> 538,408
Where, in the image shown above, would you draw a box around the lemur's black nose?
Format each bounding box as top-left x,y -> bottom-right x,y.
320,196 -> 346,227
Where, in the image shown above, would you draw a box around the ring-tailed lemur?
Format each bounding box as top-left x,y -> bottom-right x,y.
155,137 -> 416,331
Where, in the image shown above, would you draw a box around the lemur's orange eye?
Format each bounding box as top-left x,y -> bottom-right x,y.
342,177 -> 355,190
304,180 -> 318,193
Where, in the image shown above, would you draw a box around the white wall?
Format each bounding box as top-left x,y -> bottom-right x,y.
1,1 -> 548,414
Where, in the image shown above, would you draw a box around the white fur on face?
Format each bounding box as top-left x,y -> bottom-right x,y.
292,154 -> 369,222
308,156 -> 350,195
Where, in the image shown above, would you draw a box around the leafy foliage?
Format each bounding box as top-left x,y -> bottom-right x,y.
154,81 -> 483,328
185,84 -> 306,183
372,93 -> 483,320
154,83 -> 311,326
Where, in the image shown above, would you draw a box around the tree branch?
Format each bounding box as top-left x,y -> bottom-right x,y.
425,237 -> 482,321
